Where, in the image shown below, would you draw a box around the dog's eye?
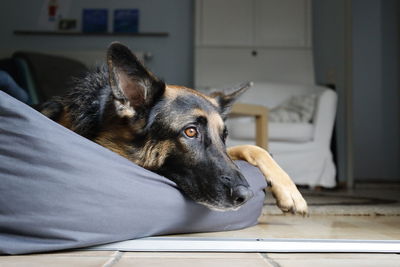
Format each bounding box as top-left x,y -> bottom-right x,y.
184,127 -> 198,138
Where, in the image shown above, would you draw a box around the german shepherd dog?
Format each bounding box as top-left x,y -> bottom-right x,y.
40,42 -> 307,214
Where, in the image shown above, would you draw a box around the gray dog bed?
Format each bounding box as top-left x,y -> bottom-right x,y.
0,92 -> 267,255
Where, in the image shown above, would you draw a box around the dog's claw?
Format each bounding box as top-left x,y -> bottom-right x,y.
271,182 -> 308,216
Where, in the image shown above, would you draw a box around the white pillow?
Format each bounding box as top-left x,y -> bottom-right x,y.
269,94 -> 317,123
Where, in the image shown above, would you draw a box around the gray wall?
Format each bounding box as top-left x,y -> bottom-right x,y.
313,0 -> 400,181
352,0 -> 399,180
381,0 -> 400,180
0,0 -> 194,87
312,0 -> 348,183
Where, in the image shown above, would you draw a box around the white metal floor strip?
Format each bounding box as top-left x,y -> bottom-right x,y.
85,237 -> 400,253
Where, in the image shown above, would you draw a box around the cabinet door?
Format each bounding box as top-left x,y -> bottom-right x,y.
199,0 -> 253,46
254,0 -> 309,47
195,47 -> 314,88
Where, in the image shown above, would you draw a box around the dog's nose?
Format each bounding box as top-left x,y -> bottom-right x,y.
232,185 -> 253,206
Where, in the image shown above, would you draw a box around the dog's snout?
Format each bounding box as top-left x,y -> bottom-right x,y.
217,171 -> 252,209
221,175 -> 232,185
232,185 -> 253,206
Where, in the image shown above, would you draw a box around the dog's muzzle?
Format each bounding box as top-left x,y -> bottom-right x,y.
221,175 -> 254,207
231,185 -> 254,206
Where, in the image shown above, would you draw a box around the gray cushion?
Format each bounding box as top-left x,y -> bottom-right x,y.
0,92 -> 267,255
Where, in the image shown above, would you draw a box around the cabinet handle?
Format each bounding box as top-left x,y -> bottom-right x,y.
251,50 -> 258,57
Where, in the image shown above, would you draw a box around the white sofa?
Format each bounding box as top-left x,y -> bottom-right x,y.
226,82 -> 338,188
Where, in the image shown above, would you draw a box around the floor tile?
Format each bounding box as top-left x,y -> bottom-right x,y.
266,253 -> 400,260
170,224 -> 270,238
172,215 -> 400,240
265,253 -> 400,267
121,252 -> 263,259
114,256 -> 271,267
0,255 -> 110,267
31,250 -> 117,257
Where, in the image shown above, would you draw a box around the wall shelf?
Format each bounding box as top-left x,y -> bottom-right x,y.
14,30 -> 169,37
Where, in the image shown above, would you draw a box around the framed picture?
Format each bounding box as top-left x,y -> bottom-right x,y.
82,9 -> 108,33
113,9 -> 139,33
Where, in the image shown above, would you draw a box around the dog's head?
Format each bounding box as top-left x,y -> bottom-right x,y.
100,42 -> 253,211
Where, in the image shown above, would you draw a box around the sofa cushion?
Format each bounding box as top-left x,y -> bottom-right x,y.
269,93 -> 318,123
237,82 -> 324,108
269,122 -> 314,142
228,118 -> 313,143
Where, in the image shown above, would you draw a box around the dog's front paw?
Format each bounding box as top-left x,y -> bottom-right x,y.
270,176 -> 308,216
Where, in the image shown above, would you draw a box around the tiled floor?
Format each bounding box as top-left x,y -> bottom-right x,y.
2,251 -> 400,267
1,184 -> 400,266
3,251 -> 400,267
175,215 -> 400,240
1,215 -> 399,267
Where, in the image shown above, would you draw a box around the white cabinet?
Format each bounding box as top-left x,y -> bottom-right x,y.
196,0 -> 311,48
254,0 -> 310,47
195,47 -> 314,88
195,0 -> 314,88
199,0 -> 253,46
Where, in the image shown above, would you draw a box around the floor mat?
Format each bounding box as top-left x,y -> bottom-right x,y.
262,185 -> 400,216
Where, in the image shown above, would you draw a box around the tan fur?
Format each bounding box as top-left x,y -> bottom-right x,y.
95,126 -> 136,160
57,109 -> 73,130
95,136 -> 132,159
164,85 -> 182,100
94,123 -> 173,170
114,99 -> 135,118
208,112 -> 225,150
135,140 -> 173,170
166,85 -> 219,107
192,108 -> 207,118
227,145 -> 308,215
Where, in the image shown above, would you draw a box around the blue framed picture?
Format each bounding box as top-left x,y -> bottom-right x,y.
82,9 -> 108,33
113,9 -> 139,33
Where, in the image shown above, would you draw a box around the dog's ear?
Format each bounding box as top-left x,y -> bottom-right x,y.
107,42 -> 165,118
210,82 -> 252,119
